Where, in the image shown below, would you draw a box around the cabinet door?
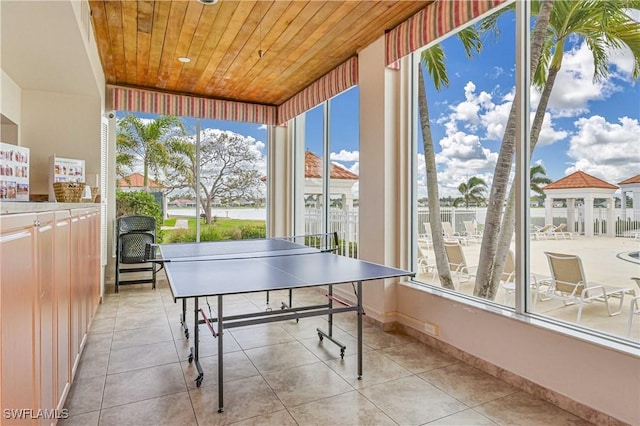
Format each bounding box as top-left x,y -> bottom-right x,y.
69,212 -> 81,376
36,212 -> 56,425
0,213 -> 38,423
54,211 -> 71,410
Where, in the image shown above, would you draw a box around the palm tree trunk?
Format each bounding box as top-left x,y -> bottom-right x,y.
418,66 -> 455,289
143,161 -> 150,191
475,0 -> 554,298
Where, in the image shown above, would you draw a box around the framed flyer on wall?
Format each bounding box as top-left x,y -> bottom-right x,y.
0,142 -> 30,202
49,155 -> 86,201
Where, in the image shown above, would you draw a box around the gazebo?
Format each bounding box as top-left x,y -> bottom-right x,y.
619,174 -> 640,221
303,151 -> 359,208
541,171 -> 618,237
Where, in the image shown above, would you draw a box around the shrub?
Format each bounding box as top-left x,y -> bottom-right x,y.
240,225 -> 266,239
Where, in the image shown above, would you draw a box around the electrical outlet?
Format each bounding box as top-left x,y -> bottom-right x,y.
423,322 -> 439,336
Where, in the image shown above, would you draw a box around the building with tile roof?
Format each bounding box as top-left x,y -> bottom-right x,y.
303,151 -> 358,209
541,171 -> 618,237
117,172 -> 164,191
618,174 -> 640,221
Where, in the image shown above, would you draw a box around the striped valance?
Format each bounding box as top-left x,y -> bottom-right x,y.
111,86 -> 276,125
277,56 -> 358,125
386,0 -> 508,66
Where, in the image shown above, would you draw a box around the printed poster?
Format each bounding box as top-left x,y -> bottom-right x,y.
53,156 -> 85,183
0,142 -> 30,202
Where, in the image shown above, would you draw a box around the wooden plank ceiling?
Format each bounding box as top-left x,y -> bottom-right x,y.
89,0 -> 432,107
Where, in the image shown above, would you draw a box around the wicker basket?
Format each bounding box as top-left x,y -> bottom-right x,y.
53,182 -> 86,202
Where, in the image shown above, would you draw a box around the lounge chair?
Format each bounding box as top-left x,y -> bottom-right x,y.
442,221 -> 468,245
420,223 -> 433,249
544,252 -> 635,322
531,224 -> 553,240
443,242 -> 476,289
417,238 -> 435,279
551,223 -> 573,240
463,220 -> 482,243
499,250 -> 551,306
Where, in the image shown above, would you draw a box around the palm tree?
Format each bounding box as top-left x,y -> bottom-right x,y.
530,164 -> 552,197
116,114 -> 185,190
476,0 -> 640,299
454,176 -> 488,207
419,27 -> 483,290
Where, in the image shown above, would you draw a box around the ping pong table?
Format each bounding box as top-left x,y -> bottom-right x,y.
157,237 -> 414,413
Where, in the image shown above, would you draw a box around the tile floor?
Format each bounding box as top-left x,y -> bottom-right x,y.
60,281 -> 593,426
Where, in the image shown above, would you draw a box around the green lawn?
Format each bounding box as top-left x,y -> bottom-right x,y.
162,217 -> 266,243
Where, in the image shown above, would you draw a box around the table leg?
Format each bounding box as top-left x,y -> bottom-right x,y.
181,298 -> 189,339
357,280 -> 363,379
192,298 -> 203,387
217,295 -> 224,413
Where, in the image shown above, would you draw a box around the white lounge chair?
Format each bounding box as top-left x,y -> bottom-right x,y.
442,221 -> 468,245
531,224 -> 553,240
463,220 -> 482,243
443,242 -> 476,289
628,278 -> 640,337
544,252 -> 635,322
417,238 -> 435,280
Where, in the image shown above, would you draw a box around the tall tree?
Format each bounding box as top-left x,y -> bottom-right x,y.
419,27 -> 483,290
167,129 -> 265,224
116,114 -> 185,190
454,176 -> 488,207
476,0 -> 640,299
530,164 -> 552,197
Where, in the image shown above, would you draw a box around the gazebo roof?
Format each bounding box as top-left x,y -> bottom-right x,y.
304,151 -> 359,180
619,174 -> 640,185
542,171 -> 618,191
117,172 -> 163,189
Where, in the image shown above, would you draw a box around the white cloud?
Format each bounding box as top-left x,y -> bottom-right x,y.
330,149 -> 359,162
257,124 -> 267,130
565,116 -> 640,182
543,42 -> 622,117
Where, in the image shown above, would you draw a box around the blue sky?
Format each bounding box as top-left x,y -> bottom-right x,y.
121,7 -> 639,200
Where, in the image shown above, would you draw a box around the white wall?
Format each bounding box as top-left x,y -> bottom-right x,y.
20,91 -> 102,195
1,70 -> 22,128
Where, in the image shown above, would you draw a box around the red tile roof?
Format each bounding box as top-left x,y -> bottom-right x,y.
619,174 -> 640,185
305,151 -> 358,180
542,171 -> 617,190
117,172 -> 163,188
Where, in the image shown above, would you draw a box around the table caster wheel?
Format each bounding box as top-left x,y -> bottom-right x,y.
195,376 -> 203,387
340,348 -> 345,359
318,333 -> 323,341
188,354 -> 193,363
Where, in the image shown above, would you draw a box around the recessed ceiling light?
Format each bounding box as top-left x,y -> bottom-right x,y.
198,0 -> 218,4
178,57 -> 191,63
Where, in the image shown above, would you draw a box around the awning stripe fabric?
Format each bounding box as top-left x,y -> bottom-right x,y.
276,56 -> 358,125
111,86 -> 276,125
385,0 -> 508,66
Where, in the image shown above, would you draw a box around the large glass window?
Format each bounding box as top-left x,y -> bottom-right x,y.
411,2 -> 640,342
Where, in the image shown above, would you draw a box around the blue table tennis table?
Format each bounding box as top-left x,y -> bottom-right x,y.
157,237 -> 414,413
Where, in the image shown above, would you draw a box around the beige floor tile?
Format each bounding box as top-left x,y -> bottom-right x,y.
229,409 -> 298,426
114,310 -> 170,332
180,351 -> 260,390
475,391 -> 593,425
420,363 -> 519,406
75,349 -> 110,380
244,340 -> 321,373
262,362 -> 354,407
426,408 -> 499,425
83,332 -> 113,355
299,328 -> 374,361
229,324 -> 296,350
381,342 -> 459,373
63,375 -> 105,415
289,390 -> 396,425
360,375 -> 468,425
357,327 -> 417,350
107,340 -> 179,374
190,375 -> 284,425
174,331 -> 242,359
325,350 -> 412,389
89,317 -> 116,335
110,324 -> 173,350
102,363 -> 186,409
98,392 -> 197,426
278,316 -> 331,340
58,410 -> 100,426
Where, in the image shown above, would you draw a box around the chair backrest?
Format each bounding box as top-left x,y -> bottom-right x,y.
417,238 -> 431,257
118,215 -> 156,235
423,223 -> 432,238
554,223 -> 566,232
537,224 -> 553,234
498,250 -> 515,283
442,222 -> 455,237
545,252 -> 586,294
444,242 -> 466,271
463,221 -> 476,235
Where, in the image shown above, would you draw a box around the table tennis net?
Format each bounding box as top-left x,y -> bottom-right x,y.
146,232 -> 340,263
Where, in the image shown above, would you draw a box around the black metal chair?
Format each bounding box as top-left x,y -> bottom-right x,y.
115,215 -> 157,293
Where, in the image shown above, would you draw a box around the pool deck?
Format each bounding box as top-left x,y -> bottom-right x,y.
416,235 -> 640,341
